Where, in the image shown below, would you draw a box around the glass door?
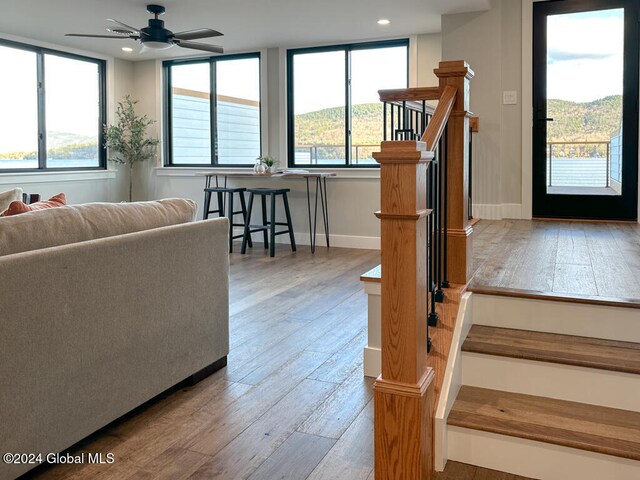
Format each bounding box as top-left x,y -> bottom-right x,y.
532,0 -> 639,219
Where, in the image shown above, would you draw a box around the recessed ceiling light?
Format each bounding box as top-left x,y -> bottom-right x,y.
121,47 -> 133,52
377,19 -> 390,25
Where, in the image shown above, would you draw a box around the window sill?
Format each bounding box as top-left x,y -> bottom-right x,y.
0,169 -> 116,185
155,166 -> 380,180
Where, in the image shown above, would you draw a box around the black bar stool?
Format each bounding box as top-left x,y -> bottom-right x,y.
241,188 -> 296,258
203,186 -> 252,253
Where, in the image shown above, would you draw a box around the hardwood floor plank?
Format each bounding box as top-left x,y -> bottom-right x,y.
298,365 -> 375,439
229,291 -> 367,385
187,379 -> 336,479
555,223 -> 591,265
183,350 -> 331,457
551,263 -> 597,296
307,328 -> 367,384
306,399 -> 375,480
247,432 -> 336,480
471,220 -> 640,302
124,447 -> 210,480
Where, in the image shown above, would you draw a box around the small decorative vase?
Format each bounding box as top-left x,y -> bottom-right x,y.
254,161 -> 267,174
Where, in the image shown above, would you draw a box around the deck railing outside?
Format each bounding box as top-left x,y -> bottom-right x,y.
547,141 -> 612,188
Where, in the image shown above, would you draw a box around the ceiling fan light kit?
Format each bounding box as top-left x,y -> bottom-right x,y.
65,4 -> 224,54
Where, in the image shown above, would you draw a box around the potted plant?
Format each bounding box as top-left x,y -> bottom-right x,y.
104,96 -> 159,202
257,155 -> 278,174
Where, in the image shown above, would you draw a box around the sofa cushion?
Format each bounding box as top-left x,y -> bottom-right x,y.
0,187 -> 23,213
1,192 -> 66,217
0,198 -> 197,257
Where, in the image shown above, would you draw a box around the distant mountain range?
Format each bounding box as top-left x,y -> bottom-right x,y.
0,131 -> 97,160
546,95 -> 621,143
294,95 -> 623,150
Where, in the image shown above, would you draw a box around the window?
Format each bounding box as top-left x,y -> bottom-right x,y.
287,40 -> 408,168
164,53 -> 261,166
0,39 -> 106,171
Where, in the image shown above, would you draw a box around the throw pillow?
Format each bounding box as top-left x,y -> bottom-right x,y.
0,193 -> 67,217
0,187 -> 23,213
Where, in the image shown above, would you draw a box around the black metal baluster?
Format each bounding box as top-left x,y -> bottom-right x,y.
390,104 -> 395,140
442,124 -> 450,289
383,102 -> 388,141
468,125 -> 473,220
428,152 -> 439,327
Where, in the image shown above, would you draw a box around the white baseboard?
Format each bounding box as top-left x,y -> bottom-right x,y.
472,203 -> 523,220
231,226 -> 380,250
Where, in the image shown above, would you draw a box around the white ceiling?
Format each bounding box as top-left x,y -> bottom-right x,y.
0,0 -> 490,61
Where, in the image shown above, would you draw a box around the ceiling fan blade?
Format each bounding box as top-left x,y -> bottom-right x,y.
175,40 -> 224,54
65,33 -> 138,39
107,18 -> 145,35
173,28 -> 223,41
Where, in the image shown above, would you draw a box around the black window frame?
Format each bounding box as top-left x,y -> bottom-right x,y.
0,38 -> 107,173
286,38 -> 409,169
163,52 -> 262,168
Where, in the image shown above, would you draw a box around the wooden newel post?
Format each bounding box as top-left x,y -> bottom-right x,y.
435,60 -> 475,285
372,140 -> 436,480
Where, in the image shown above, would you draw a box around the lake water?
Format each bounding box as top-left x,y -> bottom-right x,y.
547,157 -> 610,187
0,159 -> 100,169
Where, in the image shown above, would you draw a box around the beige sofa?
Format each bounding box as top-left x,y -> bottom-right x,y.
0,199 -> 229,480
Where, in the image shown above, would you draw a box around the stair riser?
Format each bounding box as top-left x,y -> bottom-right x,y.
473,294 -> 640,343
461,352 -> 640,412
448,426 -> 640,480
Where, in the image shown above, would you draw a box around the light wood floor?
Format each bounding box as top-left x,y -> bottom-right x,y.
26,243 -> 529,480
472,219 -> 640,302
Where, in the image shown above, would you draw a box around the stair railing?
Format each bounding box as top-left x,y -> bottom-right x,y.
372,60 -> 474,480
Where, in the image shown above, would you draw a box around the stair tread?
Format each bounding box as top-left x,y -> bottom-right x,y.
463,325 -> 640,375
468,285 -> 640,309
449,386 -> 640,461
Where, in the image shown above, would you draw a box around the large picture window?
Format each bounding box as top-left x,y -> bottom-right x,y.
0,39 -> 105,171
287,40 -> 408,168
164,53 -> 261,166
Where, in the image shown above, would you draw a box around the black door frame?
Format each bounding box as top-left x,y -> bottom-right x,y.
532,0 -> 639,220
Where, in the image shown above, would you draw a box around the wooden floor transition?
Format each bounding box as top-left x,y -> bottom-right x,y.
26,243 -> 530,480
471,219 -> 640,302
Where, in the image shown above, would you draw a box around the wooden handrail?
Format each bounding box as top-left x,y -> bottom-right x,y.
378,86 -> 441,102
421,85 -> 457,151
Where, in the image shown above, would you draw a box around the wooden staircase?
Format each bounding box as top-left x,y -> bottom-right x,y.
442,291 -> 640,479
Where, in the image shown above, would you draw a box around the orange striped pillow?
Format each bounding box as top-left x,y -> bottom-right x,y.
1,193 -> 67,217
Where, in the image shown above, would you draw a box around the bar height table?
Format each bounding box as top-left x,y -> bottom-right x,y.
198,171 -> 335,253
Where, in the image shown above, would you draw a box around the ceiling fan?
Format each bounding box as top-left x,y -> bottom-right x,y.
66,4 -> 224,54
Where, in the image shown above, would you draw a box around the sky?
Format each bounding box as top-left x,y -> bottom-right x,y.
171,57 -> 260,101
293,46 -> 407,114
0,46 -> 100,153
547,8 -> 624,103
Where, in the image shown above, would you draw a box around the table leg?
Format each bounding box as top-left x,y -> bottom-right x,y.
320,176 -> 330,248
306,177 -> 316,254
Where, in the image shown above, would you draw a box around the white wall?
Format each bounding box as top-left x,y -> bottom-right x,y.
442,0 -> 523,220
130,36 -> 442,249
0,33 -> 131,204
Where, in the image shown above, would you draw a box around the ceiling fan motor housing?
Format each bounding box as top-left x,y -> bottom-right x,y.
140,18 -> 174,44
